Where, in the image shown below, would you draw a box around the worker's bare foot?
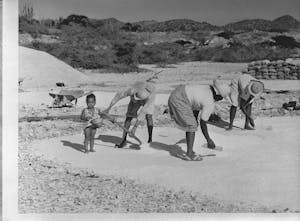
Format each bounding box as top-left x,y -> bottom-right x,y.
147,139 -> 152,143
244,125 -> 255,130
226,125 -> 233,131
187,153 -> 193,158
115,141 -> 126,148
185,153 -> 203,161
84,149 -> 89,154
90,149 -> 96,152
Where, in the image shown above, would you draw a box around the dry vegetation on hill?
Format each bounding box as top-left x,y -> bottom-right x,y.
19,8 -> 300,73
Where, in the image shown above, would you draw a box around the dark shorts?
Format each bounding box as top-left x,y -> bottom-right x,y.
168,85 -> 198,132
126,96 -> 146,118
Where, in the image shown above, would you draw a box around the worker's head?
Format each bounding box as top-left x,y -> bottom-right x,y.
213,79 -> 231,98
86,93 -> 96,108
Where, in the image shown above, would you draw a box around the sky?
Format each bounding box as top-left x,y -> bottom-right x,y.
21,0 -> 300,25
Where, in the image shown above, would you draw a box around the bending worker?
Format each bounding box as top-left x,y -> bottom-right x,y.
105,81 -> 156,148
214,74 -> 264,130
168,83 -> 223,160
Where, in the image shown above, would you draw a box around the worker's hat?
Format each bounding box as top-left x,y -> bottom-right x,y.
248,80 -> 264,97
133,81 -> 154,100
134,90 -> 150,101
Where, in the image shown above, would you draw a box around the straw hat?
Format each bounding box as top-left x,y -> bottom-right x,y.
133,81 -> 154,100
134,89 -> 150,100
213,79 -> 231,98
248,80 -> 264,97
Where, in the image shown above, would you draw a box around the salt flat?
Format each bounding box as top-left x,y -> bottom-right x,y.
32,117 -> 300,210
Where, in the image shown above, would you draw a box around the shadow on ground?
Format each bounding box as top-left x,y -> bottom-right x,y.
149,141 -> 186,159
208,118 -> 244,130
151,140 -> 216,159
97,135 -> 140,150
61,140 -> 85,153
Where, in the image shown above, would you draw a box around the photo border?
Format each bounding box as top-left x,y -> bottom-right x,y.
2,0 -> 300,220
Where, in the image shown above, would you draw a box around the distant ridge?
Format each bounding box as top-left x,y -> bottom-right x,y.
92,15 -> 300,32
224,15 -> 300,31
140,19 -> 221,31
224,19 -> 273,31
132,20 -> 158,27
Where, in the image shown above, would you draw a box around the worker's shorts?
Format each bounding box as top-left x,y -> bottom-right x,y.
168,85 -> 198,132
126,96 -> 154,118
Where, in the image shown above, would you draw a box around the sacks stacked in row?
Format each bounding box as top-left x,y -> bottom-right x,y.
242,60 -> 300,80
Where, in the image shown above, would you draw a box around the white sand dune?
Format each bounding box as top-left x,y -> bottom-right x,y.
19,46 -> 89,89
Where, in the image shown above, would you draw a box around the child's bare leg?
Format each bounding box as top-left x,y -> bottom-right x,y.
90,126 -> 97,152
84,127 -> 90,153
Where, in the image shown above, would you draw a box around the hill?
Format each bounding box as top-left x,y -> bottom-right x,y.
224,19 -> 273,31
224,15 -> 300,31
132,20 -> 158,27
142,19 -> 220,32
18,13 -> 300,69
111,15 -> 300,32
98,17 -> 125,28
272,15 -> 300,30
87,17 -> 125,29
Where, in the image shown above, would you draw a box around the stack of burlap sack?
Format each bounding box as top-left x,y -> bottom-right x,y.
242,59 -> 300,80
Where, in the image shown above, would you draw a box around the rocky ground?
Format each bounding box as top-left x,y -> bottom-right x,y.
19,90 -> 300,123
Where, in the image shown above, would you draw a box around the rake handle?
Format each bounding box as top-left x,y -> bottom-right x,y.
99,111 -> 142,145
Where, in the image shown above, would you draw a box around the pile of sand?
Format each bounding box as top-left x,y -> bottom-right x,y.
19,46 -> 89,89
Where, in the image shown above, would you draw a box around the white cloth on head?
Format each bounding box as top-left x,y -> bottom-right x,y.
185,85 -> 215,121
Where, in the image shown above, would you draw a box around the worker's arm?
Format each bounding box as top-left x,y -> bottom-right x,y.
105,88 -> 132,113
200,119 -> 215,148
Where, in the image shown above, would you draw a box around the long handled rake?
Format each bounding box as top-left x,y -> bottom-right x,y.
99,111 -> 142,145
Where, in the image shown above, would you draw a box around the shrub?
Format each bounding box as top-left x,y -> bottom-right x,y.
269,28 -> 288,33
272,35 -> 300,48
195,43 -> 294,62
188,31 -> 211,45
58,14 -> 90,27
28,26 -> 140,72
121,23 -> 142,32
217,31 -> 235,39
113,41 -> 137,66
19,17 -> 49,38
137,42 -> 185,64
40,19 -> 58,28
30,41 -> 117,69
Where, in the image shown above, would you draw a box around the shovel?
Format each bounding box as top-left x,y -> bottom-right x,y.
99,111 -> 142,145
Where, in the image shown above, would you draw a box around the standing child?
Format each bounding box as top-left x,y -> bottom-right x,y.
80,94 -> 101,153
